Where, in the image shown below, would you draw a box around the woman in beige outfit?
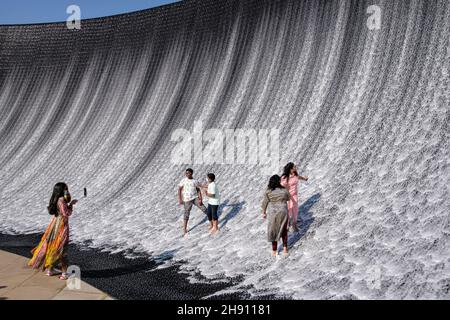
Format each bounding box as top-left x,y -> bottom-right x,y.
262,175 -> 292,256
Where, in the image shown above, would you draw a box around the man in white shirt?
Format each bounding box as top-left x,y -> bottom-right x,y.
178,168 -> 206,236
201,173 -> 220,234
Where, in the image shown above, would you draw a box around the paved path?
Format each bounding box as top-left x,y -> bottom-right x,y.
0,250 -> 113,300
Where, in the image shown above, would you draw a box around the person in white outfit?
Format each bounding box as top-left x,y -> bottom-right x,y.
201,173 -> 220,234
178,168 -> 206,236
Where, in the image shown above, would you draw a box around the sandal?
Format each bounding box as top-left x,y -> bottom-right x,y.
46,269 -> 58,276
59,273 -> 69,280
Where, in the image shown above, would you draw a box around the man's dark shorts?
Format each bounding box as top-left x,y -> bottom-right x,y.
207,204 -> 219,221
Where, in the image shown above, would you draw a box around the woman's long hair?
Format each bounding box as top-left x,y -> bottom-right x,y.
281,162 -> 298,182
48,182 -> 68,216
268,175 -> 283,191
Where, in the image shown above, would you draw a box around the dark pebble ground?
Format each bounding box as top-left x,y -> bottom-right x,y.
0,233 -> 281,300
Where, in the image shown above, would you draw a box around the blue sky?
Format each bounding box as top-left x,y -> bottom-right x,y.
0,0 -> 181,24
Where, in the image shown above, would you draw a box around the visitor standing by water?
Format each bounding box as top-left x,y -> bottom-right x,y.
281,162 -> 308,232
200,173 -> 220,234
178,168 -> 207,236
262,175 -> 292,256
28,182 -> 78,280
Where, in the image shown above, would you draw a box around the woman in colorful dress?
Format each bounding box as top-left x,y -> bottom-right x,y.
28,182 -> 78,280
281,162 -> 308,233
262,175 -> 293,256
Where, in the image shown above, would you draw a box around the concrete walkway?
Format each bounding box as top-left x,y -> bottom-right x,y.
0,250 -> 113,300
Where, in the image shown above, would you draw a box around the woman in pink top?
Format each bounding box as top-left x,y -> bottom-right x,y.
280,162 -> 308,232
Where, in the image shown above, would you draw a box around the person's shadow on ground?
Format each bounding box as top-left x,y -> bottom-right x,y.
286,192 -> 321,249
218,200 -> 245,229
151,249 -> 178,264
188,200 -> 245,232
